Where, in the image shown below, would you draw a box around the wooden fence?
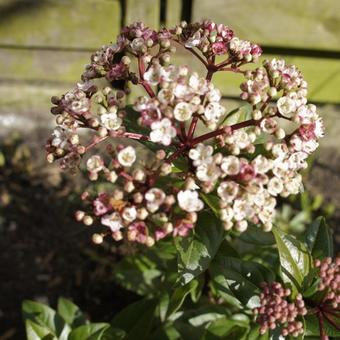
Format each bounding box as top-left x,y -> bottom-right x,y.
0,0 -> 339,118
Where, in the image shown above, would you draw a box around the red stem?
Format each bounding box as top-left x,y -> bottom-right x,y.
323,312 -> 340,332
85,136 -> 108,152
187,68 -> 215,140
191,118 -> 257,146
220,67 -> 245,74
317,311 -> 327,339
165,145 -> 187,163
138,57 -> 156,98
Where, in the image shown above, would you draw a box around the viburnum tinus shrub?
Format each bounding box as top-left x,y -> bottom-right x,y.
31,21 -> 339,339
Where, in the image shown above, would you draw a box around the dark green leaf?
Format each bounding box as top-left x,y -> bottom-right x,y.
305,314 -> 340,337
111,298 -> 157,340
166,279 -> 199,318
200,193 -> 220,217
68,323 -> 110,340
305,217 -> 333,259
238,225 -> 275,246
57,297 -> 86,328
273,227 -> 312,296
210,257 -> 265,306
175,212 -> 224,285
112,255 -> 162,296
102,327 -> 126,340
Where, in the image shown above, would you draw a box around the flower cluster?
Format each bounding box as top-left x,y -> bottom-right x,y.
315,257 -> 340,308
174,20 -> 261,63
254,282 -> 307,337
77,146 -> 203,246
45,20 -> 323,245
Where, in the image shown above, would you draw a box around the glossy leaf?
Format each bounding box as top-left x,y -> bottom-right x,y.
200,193 -> 220,217
175,212 -> 224,285
238,225 -> 275,246
111,298 -> 157,340
57,297 -> 86,328
210,257 -> 267,306
273,227 -> 312,296
68,323 -> 110,340
305,217 -> 333,259
166,279 -> 199,318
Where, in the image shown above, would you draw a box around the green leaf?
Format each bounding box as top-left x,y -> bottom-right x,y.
305,217 -> 333,259
102,327 -> 126,340
200,193 -> 220,217
25,320 -> 55,340
246,324 -> 269,340
220,104 -> 252,126
57,297 -> 86,328
22,300 -> 67,338
111,298 -> 157,340
210,257 -> 265,306
166,279 -> 199,318
175,212 -> 224,285
305,314 -> 340,338
112,255 -> 162,296
68,323 -> 110,340
273,227 -> 312,296
238,225 -> 275,246
201,316 -> 250,339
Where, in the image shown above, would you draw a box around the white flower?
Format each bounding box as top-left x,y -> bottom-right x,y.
204,102 -> 225,123
206,88 -> 221,102
122,206 -> 137,222
277,96 -> 297,117
143,64 -> 162,86
177,190 -> 204,212
252,155 -> 272,174
101,212 -> 124,232
217,181 -> 239,203
100,111 -> 122,130
267,177 -> 284,196
189,143 -> 213,167
86,155 -> 104,173
145,188 -> 166,213
196,162 -> 221,182
221,156 -> 240,175
174,102 -> 194,121
51,127 -> 68,148
150,118 -> 176,146
189,73 -> 208,94
185,31 -> 201,48
117,146 -> 136,167
220,207 -> 234,222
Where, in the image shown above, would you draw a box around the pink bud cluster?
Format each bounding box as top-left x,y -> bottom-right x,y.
254,282 -> 307,337
45,20 -> 323,245
315,257 -> 340,308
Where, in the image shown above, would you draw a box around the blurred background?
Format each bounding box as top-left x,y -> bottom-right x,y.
0,0 -> 339,338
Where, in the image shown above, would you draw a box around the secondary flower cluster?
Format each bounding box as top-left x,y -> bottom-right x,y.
254,282 -> 307,337
45,20 -> 324,245
315,257 -> 340,308
76,145 -> 203,246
